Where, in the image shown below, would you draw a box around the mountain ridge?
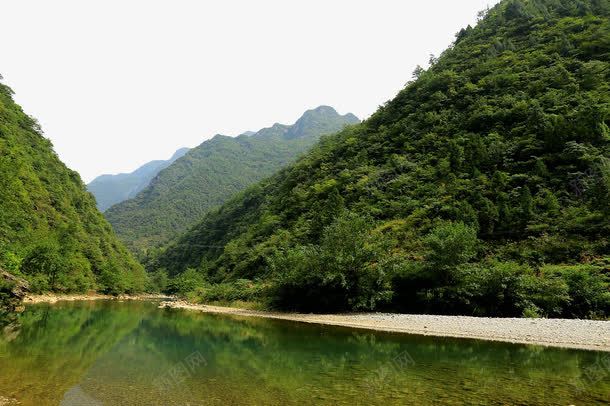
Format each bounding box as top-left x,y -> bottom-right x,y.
88,147 -> 189,211
105,106 -> 359,255
154,0 -> 610,317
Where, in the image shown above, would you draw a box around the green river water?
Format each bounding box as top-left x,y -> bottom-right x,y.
0,300 -> 608,405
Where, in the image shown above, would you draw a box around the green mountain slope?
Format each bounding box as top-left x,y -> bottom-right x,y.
155,0 -> 610,317
0,78 -> 146,294
105,106 -> 359,255
88,147 -> 189,212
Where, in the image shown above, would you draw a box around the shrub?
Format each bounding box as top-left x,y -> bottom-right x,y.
147,269 -> 169,293
455,261 -> 532,316
198,279 -> 265,303
0,251 -> 22,275
390,259 -> 608,318
167,268 -> 206,296
519,273 -> 571,318
21,243 -> 66,292
540,264 -> 610,318
269,212 -> 393,312
424,221 -> 479,283
97,263 -> 128,295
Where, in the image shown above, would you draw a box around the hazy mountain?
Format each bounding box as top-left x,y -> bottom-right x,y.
88,147 -> 189,211
105,106 -> 359,254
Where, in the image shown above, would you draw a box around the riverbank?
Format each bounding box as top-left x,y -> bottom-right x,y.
159,300 -> 610,352
24,293 -> 171,304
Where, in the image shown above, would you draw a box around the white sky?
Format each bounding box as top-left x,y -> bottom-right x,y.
1,0 -> 499,182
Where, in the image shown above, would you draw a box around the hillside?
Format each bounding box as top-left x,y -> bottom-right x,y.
0,78 -> 146,294
88,147 -> 189,211
105,106 -> 359,255
155,0 -> 610,317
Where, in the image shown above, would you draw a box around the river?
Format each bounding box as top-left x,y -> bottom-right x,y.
0,300 -> 608,405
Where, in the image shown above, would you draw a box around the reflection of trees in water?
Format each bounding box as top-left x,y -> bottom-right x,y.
0,270 -> 29,334
0,301 -> 150,406
0,318 -> 22,343
125,309 -> 610,405
0,302 -> 608,406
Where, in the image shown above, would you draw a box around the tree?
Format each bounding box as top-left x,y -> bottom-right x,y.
424,222 -> 479,283
21,243 -> 66,292
148,269 -> 169,293
270,212 -> 392,312
518,186 -> 534,225
167,268 -> 206,296
505,1 -> 530,20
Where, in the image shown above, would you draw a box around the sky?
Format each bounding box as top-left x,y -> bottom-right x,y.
1,0 -> 500,183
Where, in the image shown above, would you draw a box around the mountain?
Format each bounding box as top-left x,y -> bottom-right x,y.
88,147 -> 189,212
155,0 -> 610,317
0,78 -> 146,294
104,106 -> 359,254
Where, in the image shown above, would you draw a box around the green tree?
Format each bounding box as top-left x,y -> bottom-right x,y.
424,222 -> 479,278
270,212 -> 392,312
21,243 -> 66,292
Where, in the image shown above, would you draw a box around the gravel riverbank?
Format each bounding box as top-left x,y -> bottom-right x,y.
159,301 -> 610,352
22,295 -> 609,351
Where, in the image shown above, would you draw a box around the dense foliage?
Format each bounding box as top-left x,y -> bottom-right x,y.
155,0 -> 610,317
88,147 -> 189,211
105,106 -> 359,257
0,79 -> 146,294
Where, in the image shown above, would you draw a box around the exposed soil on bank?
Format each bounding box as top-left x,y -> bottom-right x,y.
159,300 -> 610,352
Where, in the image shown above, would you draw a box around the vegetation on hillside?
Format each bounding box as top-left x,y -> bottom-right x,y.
105,106 -> 359,257
87,147 -> 189,212
154,0 -> 610,318
0,78 -> 146,294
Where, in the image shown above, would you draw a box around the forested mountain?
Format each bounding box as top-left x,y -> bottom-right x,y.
88,147 -> 189,211
0,78 -> 146,294
105,106 -> 359,255
155,0 -> 610,318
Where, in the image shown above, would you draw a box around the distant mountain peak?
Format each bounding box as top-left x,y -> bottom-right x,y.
104,105 -> 360,253
284,105 -> 359,139
308,105 -> 338,113
298,105 -> 339,120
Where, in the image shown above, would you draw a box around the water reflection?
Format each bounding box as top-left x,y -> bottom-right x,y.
0,301 -> 608,405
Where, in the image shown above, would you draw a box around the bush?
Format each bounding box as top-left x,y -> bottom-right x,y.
147,269 -> 169,293
27,274 -> 51,294
19,243 -> 100,293
540,264 -> 610,318
519,273 -> 571,318
21,243 -> 66,292
56,254 -> 94,293
424,221 -> 479,283
455,261 -> 532,316
97,263 -> 128,295
390,258 -> 609,318
0,250 -> 22,275
198,279 -> 265,303
269,212 -> 393,312
167,268 -> 206,296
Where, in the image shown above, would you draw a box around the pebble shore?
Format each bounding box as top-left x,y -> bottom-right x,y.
159,300 -> 610,352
